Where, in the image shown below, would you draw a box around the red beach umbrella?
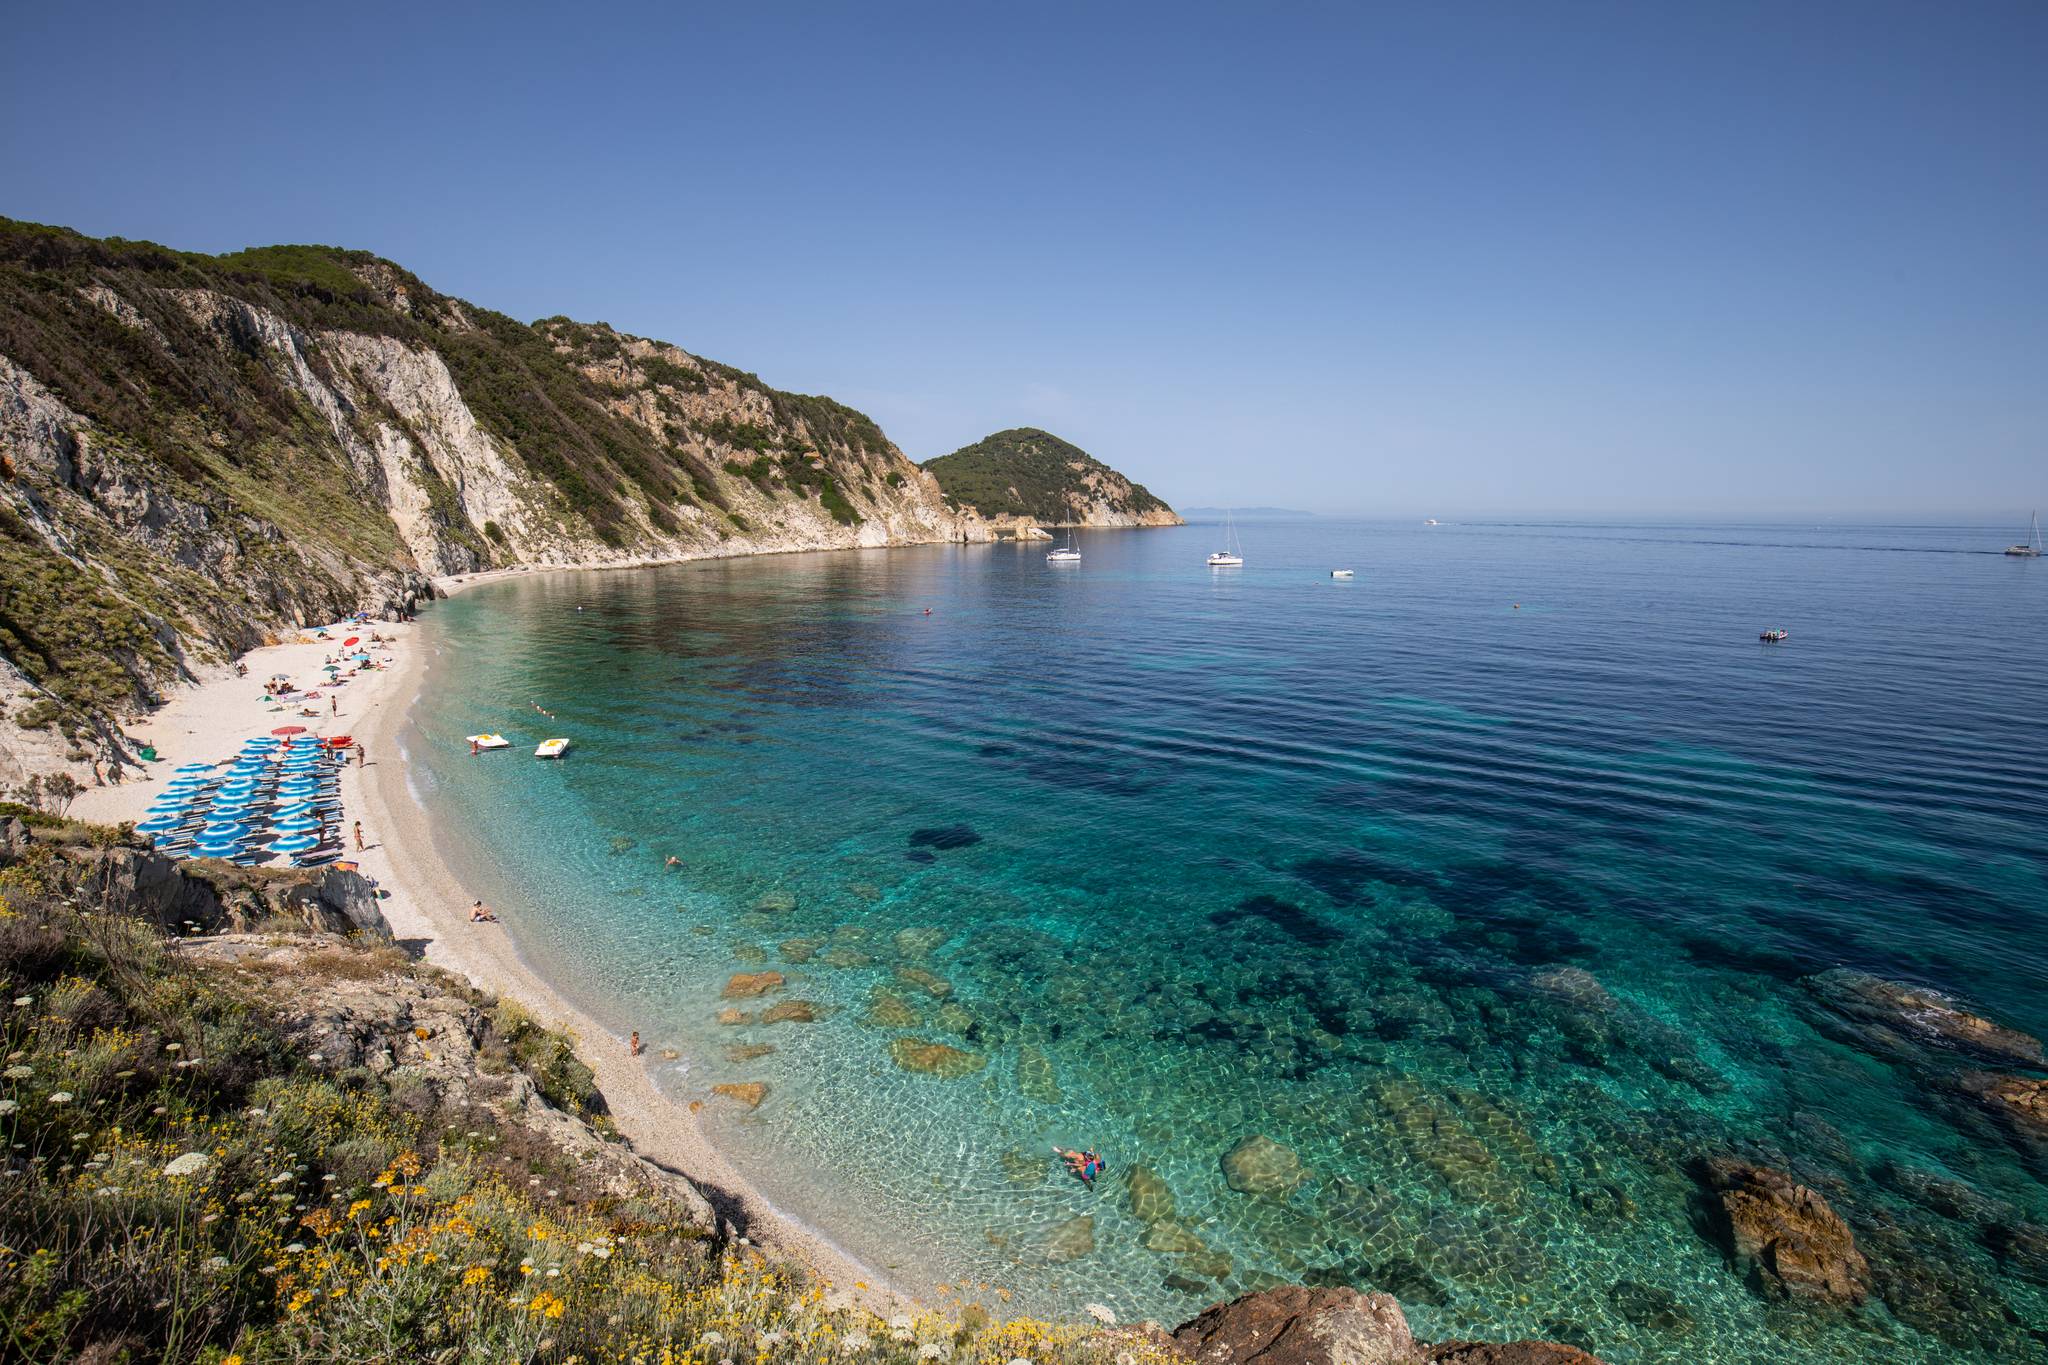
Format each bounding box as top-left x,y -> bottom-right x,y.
271,725 -> 307,736
324,735 -> 353,748
343,636 -> 360,647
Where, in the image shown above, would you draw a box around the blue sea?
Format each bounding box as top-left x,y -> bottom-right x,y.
403,519 -> 2048,1363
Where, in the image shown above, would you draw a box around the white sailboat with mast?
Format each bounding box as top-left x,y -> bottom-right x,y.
2005,511 -> 2042,557
1207,509 -> 1244,567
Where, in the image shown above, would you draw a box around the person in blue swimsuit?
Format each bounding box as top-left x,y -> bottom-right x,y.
1055,1146 -> 1105,1187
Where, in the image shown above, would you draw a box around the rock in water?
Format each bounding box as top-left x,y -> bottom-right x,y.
894,925 -> 947,957
893,965 -> 954,998
1171,1286 -> 1414,1365
711,1082 -> 767,1108
1222,1135 -> 1308,1196
778,938 -> 821,964
908,824 -> 982,850
725,1043 -> 776,1062
1128,1164 -> 1177,1224
1044,1214 -> 1095,1263
1957,1071 -> 2048,1142
999,1148 -> 1047,1186
1168,1287 -> 1612,1365
888,1037 -> 986,1078
1805,970 -> 2044,1066
761,999 -> 818,1024
1694,1158 -> 1871,1306
1017,1044 -> 1062,1103
721,971 -> 784,998
863,990 -> 921,1029
752,891 -> 797,914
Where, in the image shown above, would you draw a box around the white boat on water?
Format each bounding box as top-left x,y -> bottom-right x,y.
1046,536 -> 1081,563
1207,510 -> 1245,567
466,733 -> 510,750
1331,569 -> 1354,578
2006,511 -> 2043,558
534,737 -> 571,759
1424,518 -> 1440,526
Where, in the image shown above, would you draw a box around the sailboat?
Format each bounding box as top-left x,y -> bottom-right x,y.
1207,510 -> 1244,567
1046,531 -> 1081,563
2006,511 -> 2043,558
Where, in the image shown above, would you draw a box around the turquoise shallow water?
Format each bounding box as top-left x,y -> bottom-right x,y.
404,520 -> 2048,1362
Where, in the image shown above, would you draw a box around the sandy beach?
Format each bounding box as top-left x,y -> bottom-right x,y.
70,590 -> 907,1308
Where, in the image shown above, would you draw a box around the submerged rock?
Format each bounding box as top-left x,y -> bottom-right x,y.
715,1008 -> 752,1026
1128,1164 -> 1177,1224
778,937 -> 821,964
752,891 -> 797,914
933,1002 -> 974,1035
998,1148 -> 1047,1185
887,1037 -> 986,1078
711,1082 -> 767,1109
761,999 -> 818,1024
1806,970 -> 2043,1066
720,971 -> 784,999
1956,1071 -> 2048,1143
1605,1280 -> 1694,1335
1531,966 -> 1616,1012
1017,1043 -> 1062,1104
725,1043 -> 776,1062
822,945 -> 875,969
1043,1213 -> 1095,1262
894,925 -> 947,958
1222,1135 -> 1307,1196
893,965 -> 953,998
908,824 -> 982,851
1694,1157 -> 1870,1307
863,990 -> 921,1029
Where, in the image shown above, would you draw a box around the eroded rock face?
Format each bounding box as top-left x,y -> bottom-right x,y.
1957,1072 -> 2048,1142
1694,1158 -> 1870,1306
1167,1288 -> 1610,1365
1223,1135 -> 1309,1197
1806,970 -> 2043,1067
1171,1286 -> 1415,1365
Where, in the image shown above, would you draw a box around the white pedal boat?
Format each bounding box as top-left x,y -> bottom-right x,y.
534,737 -> 571,759
466,733 -> 511,750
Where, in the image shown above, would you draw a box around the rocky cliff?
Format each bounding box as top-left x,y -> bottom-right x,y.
922,426 -> 1182,528
0,219 -> 987,785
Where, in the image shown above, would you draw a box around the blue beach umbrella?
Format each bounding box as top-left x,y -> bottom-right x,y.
271,819 -> 323,837
192,840 -> 244,858
173,763 -> 215,773
269,835 -> 320,854
147,794 -> 195,810
135,817 -> 187,835
200,820 -> 248,838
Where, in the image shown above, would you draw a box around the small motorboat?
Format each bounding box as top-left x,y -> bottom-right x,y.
1759,628 -> 1788,643
1331,569 -> 1354,578
534,737 -> 571,759
466,733 -> 511,750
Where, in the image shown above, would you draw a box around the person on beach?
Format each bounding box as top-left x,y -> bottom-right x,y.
1054,1147 -> 1104,1186
469,900 -> 497,922
630,1031 -> 643,1056
353,821 -> 365,851
665,855 -> 681,869
354,742 -> 366,766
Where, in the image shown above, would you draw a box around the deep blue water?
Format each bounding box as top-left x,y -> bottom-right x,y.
405,519 -> 2048,1362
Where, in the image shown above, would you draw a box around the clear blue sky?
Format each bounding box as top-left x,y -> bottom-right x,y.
4,1 -> 2043,517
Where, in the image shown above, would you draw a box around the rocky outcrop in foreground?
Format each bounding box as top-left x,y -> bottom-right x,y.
1168,1287 -> 1605,1365
1694,1158 -> 1870,1306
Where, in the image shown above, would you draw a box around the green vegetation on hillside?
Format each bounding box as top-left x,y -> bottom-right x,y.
921,427 -> 1170,523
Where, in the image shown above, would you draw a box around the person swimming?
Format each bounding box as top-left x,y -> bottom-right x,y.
1054,1146 -> 1104,1186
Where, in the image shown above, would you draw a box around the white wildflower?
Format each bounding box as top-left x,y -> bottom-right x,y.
839,1332 -> 871,1354
11,997 -> 30,1008
286,1242 -> 307,1254
3,1065 -> 31,1080
889,1316 -> 914,1331
269,1172 -> 293,1184
920,1346 -> 946,1361
700,1332 -> 725,1346
1085,1302 -> 1117,1325
48,1092 -> 72,1105
0,1101 -> 16,1117
203,1256 -> 229,1272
